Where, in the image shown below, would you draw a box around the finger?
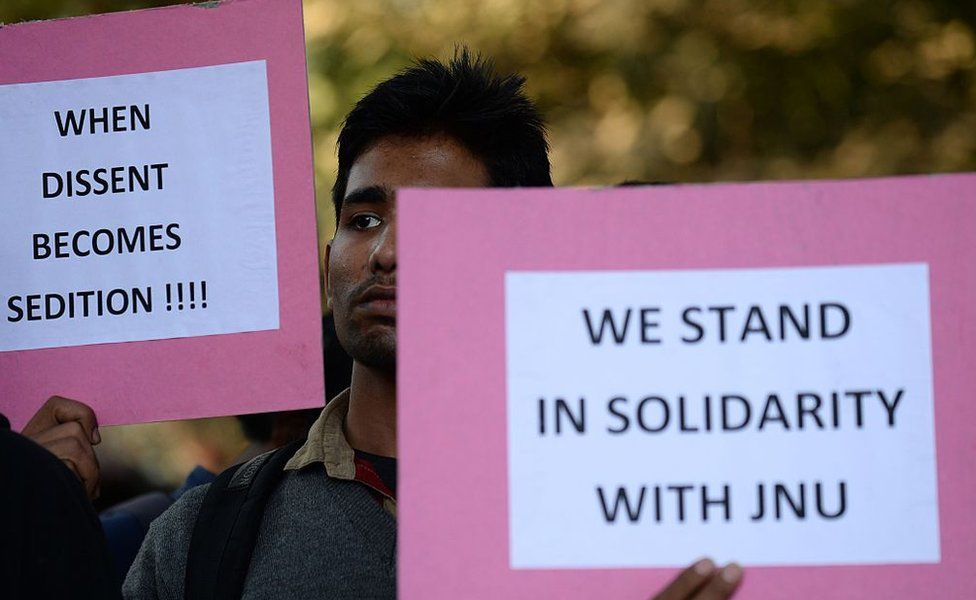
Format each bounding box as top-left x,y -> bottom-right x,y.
30,420 -> 89,448
23,396 -> 100,444
26,414 -> 101,501
692,563 -> 743,600
44,434 -> 98,481
49,396 -> 100,444
652,558 -> 716,600
59,456 -> 83,481
43,436 -> 100,499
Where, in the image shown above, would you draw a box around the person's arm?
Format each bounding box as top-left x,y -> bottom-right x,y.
652,559 -> 742,600
21,395 -> 102,500
0,428 -> 119,598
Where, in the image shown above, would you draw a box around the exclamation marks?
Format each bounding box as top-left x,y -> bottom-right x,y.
165,281 -> 208,311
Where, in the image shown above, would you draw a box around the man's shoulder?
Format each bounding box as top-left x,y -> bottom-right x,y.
122,483 -> 209,599
125,462 -> 395,599
124,449 -> 303,599
153,481 -> 209,538
141,448 -> 305,554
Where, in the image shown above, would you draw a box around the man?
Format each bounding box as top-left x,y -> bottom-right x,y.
121,50 -> 555,599
27,51 -> 741,599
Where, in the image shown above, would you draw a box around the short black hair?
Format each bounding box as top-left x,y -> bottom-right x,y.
332,48 -> 552,220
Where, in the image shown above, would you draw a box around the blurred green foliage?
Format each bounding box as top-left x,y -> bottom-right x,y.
4,0 -> 973,243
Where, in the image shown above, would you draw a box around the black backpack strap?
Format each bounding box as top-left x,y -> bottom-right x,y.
184,440 -> 303,600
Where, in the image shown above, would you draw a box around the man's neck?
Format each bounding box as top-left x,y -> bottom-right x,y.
344,361 -> 397,458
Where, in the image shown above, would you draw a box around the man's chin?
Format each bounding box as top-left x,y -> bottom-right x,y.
354,350 -> 396,372
345,334 -> 396,372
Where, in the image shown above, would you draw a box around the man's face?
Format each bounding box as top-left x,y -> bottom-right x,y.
326,133 -> 489,371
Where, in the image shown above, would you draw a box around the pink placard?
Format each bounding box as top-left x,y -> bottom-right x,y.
0,0 -> 324,427
398,173 -> 976,598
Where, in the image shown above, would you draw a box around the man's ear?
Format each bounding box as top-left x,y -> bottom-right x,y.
323,240 -> 333,310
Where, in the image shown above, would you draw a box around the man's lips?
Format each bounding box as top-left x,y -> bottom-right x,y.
355,286 -> 396,316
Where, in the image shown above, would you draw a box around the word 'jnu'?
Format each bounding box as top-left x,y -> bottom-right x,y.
596,481 -> 847,524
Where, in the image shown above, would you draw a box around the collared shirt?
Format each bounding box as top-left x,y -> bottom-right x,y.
285,389 -> 397,517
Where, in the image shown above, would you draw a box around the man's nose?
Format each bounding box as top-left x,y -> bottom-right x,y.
369,222 -> 396,274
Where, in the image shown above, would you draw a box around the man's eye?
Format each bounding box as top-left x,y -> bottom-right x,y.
350,214 -> 381,230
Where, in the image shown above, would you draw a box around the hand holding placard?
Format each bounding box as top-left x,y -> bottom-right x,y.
21,396 -> 101,500
651,559 -> 742,600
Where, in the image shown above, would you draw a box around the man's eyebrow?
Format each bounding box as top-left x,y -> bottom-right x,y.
342,185 -> 392,208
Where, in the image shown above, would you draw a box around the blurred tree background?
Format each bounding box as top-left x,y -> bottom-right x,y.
3,0 -> 974,488
4,0 -> 974,243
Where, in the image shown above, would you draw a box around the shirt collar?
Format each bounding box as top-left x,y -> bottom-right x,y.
284,389 -> 397,516
284,388 -> 356,479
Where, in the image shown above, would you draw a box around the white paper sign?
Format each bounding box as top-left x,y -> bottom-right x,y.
0,61 -> 278,352
506,263 -> 939,568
